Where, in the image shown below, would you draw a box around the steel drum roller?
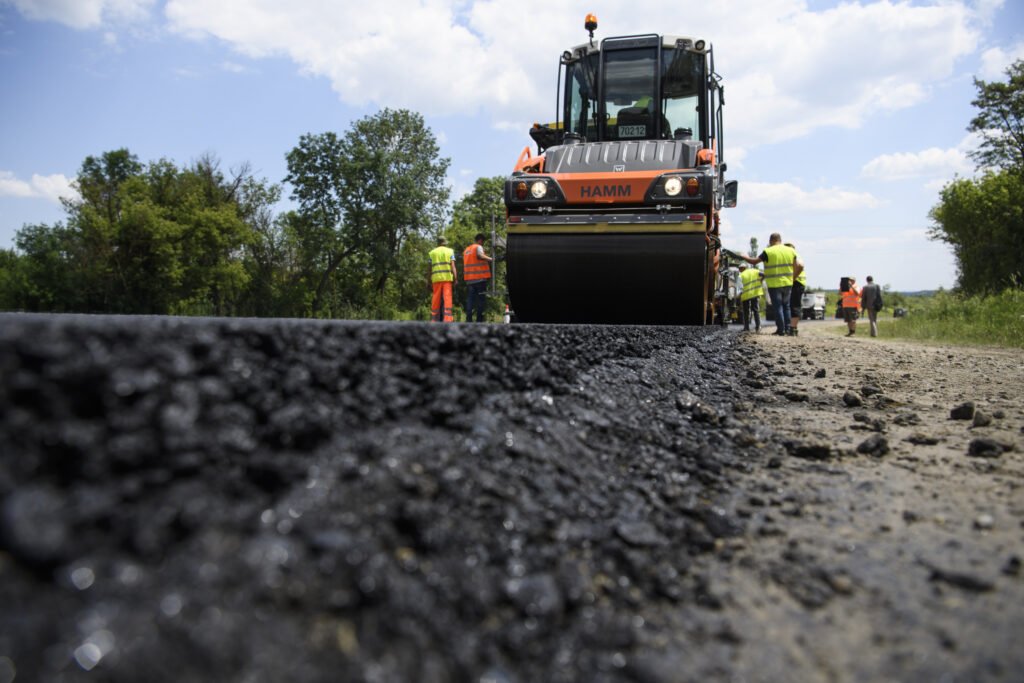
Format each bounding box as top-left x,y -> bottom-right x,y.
506,232 -> 708,325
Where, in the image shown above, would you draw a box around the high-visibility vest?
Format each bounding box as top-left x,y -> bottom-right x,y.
842,286 -> 861,309
463,244 -> 490,282
763,244 -> 796,288
739,268 -> 763,302
429,246 -> 455,283
793,252 -> 807,286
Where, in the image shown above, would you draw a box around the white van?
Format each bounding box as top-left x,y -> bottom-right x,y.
801,291 -> 826,320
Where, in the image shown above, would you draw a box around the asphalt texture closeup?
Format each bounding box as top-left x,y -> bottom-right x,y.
0,314 -> 763,683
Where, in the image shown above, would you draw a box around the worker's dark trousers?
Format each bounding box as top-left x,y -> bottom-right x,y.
465,280 -> 488,322
742,298 -> 760,330
768,286 -> 792,334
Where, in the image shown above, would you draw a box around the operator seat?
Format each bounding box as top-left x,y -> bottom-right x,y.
616,98 -> 672,140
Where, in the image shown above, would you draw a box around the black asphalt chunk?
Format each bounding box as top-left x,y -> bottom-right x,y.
968,437 -> 1010,458
950,401 -> 976,420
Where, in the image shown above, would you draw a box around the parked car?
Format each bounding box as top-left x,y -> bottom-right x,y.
801,291 -> 826,320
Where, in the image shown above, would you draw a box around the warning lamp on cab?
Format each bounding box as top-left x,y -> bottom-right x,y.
585,13 -> 598,44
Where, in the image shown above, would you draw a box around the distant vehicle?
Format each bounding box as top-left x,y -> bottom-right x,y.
801,291 -> 826,320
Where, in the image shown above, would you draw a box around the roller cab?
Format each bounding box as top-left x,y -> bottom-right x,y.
504,25 -> 738,325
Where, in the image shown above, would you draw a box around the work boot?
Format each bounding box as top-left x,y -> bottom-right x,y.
792,328 -> 799,336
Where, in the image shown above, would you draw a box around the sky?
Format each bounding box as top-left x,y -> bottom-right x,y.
2,0 -> 1023,292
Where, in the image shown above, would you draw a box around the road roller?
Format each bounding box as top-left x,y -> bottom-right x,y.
504,15 -> 738,325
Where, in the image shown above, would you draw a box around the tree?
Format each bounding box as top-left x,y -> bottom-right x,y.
0,249 -> 22,310
930,60 -> 1024,293
285,109 -> 451,317
928,171 -> 1024,293
968,60 -> 1024,173
10,149 -> 263,314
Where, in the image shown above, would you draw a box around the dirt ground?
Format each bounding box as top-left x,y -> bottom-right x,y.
719,320 -> 1024,682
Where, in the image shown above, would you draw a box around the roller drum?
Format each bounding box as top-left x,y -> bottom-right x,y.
506,232 -> 708,325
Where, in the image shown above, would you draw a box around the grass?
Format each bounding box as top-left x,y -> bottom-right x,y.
829,289 -> 1024,349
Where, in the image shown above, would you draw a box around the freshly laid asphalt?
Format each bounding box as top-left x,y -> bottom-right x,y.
1,314 -> 761,682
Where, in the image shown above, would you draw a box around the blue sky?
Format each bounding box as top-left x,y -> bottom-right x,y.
2,0 -> 1023,291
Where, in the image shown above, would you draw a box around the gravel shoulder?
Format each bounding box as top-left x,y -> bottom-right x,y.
719,321 -> 1024,682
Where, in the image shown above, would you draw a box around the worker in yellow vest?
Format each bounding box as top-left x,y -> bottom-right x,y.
428,236 -> 456,323
462,233 -> 493,322
740,232 -> 802,336
785,242 -> 807,337
841,275 -> 861,336
738,263 -> 764,332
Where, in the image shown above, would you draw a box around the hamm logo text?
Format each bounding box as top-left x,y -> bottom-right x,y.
580,184 -> 631,198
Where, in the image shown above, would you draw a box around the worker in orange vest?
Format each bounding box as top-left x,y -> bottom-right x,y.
428,236 -> 456,322
462,233 -> 494,322
841,276 -> 861,336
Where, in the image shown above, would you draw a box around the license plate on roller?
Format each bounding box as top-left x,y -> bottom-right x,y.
619,125 -> 646,138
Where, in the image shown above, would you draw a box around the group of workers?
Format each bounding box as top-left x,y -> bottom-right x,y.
427,234 -> 493,323
737,232 -> 806,336
736,231 -> 883,338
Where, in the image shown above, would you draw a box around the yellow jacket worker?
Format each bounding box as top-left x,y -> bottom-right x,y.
428,236 -> 456,322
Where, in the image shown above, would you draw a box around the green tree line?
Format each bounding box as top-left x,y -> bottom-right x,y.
930,60 -> 1024,294
0,108 -> 507,320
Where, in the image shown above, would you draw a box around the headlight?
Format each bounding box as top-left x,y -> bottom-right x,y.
664,177 -> 683,196
686,177 -> 700,197
530,181 -> 548,199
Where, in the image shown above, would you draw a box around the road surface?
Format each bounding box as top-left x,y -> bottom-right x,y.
0,314 -> 1021,682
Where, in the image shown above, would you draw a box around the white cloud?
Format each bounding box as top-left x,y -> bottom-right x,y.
978,42 -> 1024,80
220,60 -> 246,73
159,1 -> 985,151
742,181 -> 883,212
5,0 -> 154,29
0,171 -> 33,198
6,0 -> 988,155
719,0 -> 979,148
0,170 -> 77,203
860,134 -> 977,181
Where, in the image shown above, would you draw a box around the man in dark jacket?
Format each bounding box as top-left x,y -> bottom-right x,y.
860,275 -> 882,337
